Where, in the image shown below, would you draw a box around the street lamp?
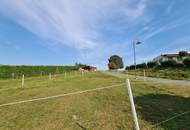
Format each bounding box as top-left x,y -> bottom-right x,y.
133,40 -> 142,78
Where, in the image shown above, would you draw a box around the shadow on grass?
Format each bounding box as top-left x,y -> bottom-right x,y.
135,94 -> 190,130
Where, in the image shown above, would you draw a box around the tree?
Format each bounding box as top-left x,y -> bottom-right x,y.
147,61 -> 159,68
125,66 -> 130,70
129,65 -> 135,70
136,63 -> 148,69
179,51 -> 188,57
183,58 -> 190,67
75,62 -> 86,67
161,60 -> 177,68
108,55 -> 124,70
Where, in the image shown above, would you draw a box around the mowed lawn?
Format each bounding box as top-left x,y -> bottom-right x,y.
0,72 -> 190,130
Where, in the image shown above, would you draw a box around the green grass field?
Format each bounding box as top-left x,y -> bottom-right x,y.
124,68 -> 190,80
0,72 -> 189,130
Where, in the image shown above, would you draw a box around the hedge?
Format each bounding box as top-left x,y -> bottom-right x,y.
161,60 -> 178,67
147,61 -> 159,68
136,63 -> 147,69
183,58 -> 190,67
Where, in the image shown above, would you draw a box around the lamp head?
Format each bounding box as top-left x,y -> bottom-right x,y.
136,41 -> 142,45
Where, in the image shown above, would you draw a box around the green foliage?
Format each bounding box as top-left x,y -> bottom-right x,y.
147,61 -> 159,68
125,66 -> 130,70
175,63 -> 184,68
124,67 -> 190,80
183,58 -> 190,67
129,65 -> 135,70
179,51 -> 188,57
0,65 -> 79,79
127,63 -> 148,70
75,62 -> 86,67
136,63 -> 148,69
108,62 -> 117,70
127,59 -> 184,70
161,60 -> 178,67
108,55 -> 124,70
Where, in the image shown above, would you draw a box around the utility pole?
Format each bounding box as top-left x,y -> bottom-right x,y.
133,40 -> 142,78
133,41 -> 137,78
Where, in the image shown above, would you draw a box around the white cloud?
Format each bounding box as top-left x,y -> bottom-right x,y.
120,0 -> 147,19
158,36 -> 190,53
0,0 -> 148,50
141,17 -> 190,41
166,1 -> 174,14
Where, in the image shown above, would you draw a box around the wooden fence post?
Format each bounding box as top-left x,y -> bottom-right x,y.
22,74 -> 25,87
49,73 -> 52,80
64,72 -> 67,78
126,70 -> 129,77
143,69 -> 146,81
12,73 -> 15,80
126,79 -> 140,130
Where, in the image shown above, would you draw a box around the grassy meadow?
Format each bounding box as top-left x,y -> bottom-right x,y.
0,72 -> 189,130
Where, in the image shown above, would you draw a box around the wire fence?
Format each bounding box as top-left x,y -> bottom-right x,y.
0,83 -> 124,108
0,71 -> 189,129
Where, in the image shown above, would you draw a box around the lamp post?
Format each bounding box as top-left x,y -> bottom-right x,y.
133,40 -> 142,78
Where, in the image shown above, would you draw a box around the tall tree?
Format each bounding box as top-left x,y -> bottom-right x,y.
108,55 -> 124,70
179,51 -> 188,57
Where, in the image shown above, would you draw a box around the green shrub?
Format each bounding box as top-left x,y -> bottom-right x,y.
136,63 -> 148,69
175,63 -> 184,68
108,55 -> 124,70
147,61 -> 159,68
161,60 -> 178,68
179,51 -> 188,57
129,65 -> 135,70
183,58 -> 190,67
125,66 -> 130,70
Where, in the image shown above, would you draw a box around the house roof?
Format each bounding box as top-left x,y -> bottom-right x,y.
81,66 -> 97,70
161,53 -> 179,57
161,52 -> 190,57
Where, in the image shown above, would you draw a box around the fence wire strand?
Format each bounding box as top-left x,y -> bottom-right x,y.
0,83 -> 124,108
146,111 -> 190,130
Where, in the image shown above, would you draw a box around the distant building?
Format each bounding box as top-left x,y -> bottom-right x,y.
153,52 -> 190,63
79,66 -> 97,72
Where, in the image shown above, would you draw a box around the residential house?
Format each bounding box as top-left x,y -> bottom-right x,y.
79,66 -> 97,72
153,52 -> 190,63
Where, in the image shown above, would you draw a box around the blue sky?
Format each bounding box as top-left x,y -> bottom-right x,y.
0,0 -> 190,69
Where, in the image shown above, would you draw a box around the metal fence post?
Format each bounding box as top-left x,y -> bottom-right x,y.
126,79 -> 140,130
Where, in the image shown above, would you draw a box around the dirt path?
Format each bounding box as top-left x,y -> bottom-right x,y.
103,71 -> 190,86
